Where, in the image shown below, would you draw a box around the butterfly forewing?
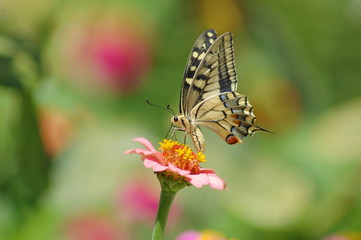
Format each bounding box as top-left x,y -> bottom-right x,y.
181,31 -> 238,117
181,29 -> 217,114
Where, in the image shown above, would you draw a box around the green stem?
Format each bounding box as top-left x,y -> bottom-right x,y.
151,189 -> 177,240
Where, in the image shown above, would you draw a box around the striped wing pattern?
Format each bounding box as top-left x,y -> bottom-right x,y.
181,30 -> 237,115
175,29 -> 266,152
180,29 -> 217,114
191,92 -> 265,145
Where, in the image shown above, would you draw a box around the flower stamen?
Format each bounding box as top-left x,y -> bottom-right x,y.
159,139 -> 206,172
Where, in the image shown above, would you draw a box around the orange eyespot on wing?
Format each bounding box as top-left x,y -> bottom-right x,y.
226,134 -> 240,145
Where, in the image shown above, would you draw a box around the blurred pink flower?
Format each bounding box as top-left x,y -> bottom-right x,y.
176,230 -> 200,240
115,178 -> 181,224
176,230 -> 235,240
65,214 -> 127,240
86,27 -> 151,92
124,138 -> 226,190
55,11 -> 153,94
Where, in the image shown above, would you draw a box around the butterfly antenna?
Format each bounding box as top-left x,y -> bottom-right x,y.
146,99 -> 175,116
166,105 -> 176,116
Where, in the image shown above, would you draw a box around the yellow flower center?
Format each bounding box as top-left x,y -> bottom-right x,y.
159,139 -> 206,172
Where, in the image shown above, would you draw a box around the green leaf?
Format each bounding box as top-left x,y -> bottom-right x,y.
15,91 -> 51,206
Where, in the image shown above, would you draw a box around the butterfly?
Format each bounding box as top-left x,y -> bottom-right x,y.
171,29 -> 268,152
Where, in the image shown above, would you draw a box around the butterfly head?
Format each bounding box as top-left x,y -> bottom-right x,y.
171,114 -> 189,132
172,116 -> 179,123
171,115 -> 182,126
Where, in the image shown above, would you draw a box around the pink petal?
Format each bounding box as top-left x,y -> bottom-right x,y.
144,158 -> 168,171
124,149 -> 136,154
187,174 -> 210,188
168,163 -> 190,176
124,148 -> 152,156
198,167 -> 215,174
208,173 -> 227,190
125,148 -> 165,164
147,152 -> 166,164
132,137 -> 156,151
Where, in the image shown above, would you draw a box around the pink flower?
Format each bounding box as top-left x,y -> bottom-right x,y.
176,230 -> 234,240
54,11 -> 153,95
87,27 -> 151,92
124,138 -> 226,190
115,178 -> 181,224
64,213 -> 127,240
176,230 -> 200,240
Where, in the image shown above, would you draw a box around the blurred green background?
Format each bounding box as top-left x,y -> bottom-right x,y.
1,0 -> 361,239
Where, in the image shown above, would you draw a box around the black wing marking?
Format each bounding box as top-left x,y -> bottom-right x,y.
191,92 -> 267,143
182,32 -> 238,116
180,29 -> 217,114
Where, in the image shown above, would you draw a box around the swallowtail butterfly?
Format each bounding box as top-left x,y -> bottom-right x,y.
171,29 -> 267,152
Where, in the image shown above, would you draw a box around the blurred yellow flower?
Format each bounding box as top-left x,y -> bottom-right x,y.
196,0 -> 243,33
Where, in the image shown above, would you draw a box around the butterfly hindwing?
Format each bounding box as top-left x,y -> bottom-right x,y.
190,92 -> 264,145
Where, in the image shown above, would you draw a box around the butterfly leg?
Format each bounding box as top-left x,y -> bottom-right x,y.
165,123 -> 174,139
169,127 -> 177,141
170,125 -> 186,141
183,133 -> 188,145
174,131 -> 178,141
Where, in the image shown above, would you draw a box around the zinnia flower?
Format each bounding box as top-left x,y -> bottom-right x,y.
124,138 -> 226,190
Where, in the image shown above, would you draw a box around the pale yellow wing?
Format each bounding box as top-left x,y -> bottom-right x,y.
181,30 -> 237,116
180,29 -> 217,114
176,29 -> 267,152
191,92 -> 267,145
